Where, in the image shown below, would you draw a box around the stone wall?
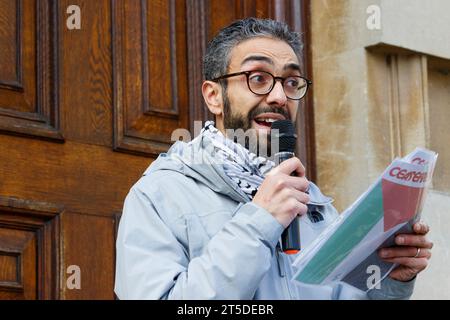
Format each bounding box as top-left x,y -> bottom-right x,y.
310,0 -> 450,299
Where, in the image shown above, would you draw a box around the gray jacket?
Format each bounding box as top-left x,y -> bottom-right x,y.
114,133 -> 415,299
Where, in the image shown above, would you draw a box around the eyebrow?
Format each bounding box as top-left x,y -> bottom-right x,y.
240,55 -> 274,66
283,63 -> 301,72
240,55 -> 301,72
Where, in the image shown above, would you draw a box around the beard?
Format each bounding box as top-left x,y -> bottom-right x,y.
222,91 -> 290,158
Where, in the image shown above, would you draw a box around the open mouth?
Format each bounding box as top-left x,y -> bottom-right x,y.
254,118 -> 276,128
253,113 -> 286,128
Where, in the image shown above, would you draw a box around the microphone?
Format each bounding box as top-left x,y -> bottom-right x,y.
271,120 -> 301,254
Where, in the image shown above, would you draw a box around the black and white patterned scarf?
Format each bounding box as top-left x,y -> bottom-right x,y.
201,121 -> 275,200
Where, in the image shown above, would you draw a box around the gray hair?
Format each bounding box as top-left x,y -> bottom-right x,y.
203,18 -> 303,81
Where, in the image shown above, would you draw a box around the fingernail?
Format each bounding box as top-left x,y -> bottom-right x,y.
396,236 -> 404,245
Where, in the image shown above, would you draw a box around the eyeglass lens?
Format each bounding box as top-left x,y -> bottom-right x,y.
247,71 -> 307,99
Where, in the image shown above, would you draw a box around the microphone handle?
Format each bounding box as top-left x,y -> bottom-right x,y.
281,217 -> 300,254
274,152 -> 302,254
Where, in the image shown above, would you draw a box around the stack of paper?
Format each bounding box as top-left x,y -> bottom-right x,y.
292,148 -> 438,292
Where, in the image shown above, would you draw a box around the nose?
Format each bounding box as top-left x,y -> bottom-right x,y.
266,80 -> 287,107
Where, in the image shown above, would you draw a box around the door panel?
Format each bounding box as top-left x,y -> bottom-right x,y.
59,0 -> 113,147
0,228 -> 37,300
0,196 -> 60,299
0,0 -> 61,141
112,0 -> 189,156
60,212 -> 116,299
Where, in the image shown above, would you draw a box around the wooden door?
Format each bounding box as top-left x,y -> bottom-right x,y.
0,0 -> 313,299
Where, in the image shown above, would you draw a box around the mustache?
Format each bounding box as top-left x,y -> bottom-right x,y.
248,106 -> 290,121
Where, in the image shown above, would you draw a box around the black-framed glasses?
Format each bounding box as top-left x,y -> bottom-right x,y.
211,70 -> 312,100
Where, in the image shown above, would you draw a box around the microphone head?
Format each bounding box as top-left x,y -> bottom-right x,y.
271,120 -> 297,153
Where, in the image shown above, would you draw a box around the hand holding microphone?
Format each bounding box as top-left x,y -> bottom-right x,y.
253,157 -> 309,226
252,120 -> 309,254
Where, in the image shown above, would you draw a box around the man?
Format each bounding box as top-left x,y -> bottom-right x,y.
114,18 -> 432,299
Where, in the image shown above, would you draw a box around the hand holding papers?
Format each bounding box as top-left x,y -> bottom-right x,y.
292,148 -> 438,292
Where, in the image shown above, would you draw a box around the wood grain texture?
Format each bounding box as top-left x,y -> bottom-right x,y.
0,229 -> 36,300
0,0 -> 21,87
112,0 -> 189,156
59,0 -> 112,147
0,252 -> 20,284
186,0 -> 213,134
0,0 -> 62,141
60,212 -> 115,299
0,134 -> 151,217
0,195 -> 62,299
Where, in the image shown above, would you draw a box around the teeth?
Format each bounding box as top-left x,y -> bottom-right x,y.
258,118 -> 277,123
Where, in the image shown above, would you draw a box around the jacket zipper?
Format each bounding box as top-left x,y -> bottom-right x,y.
276,242 -> 285,277
276,241 -> 293,299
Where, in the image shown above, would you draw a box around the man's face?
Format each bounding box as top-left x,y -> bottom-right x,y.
217,37 -> 301,155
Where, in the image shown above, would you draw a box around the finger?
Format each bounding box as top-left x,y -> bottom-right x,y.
379,247 -> 431,259
283,175 -> 310,192
280,189 -> 310,210
271,176 -> 309,194
413,221 -> 430,235
285,188 -> 310,204
275,157 -> 305,177
382,256 -> 428,270
286,197 -> 309,217
296,202 -> 308,216
395,234 -> 434,249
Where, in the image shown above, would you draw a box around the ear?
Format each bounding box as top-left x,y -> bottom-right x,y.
201,81 -> 224,116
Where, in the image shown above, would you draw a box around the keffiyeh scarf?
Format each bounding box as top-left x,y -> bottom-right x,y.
201,121 -> 275,200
